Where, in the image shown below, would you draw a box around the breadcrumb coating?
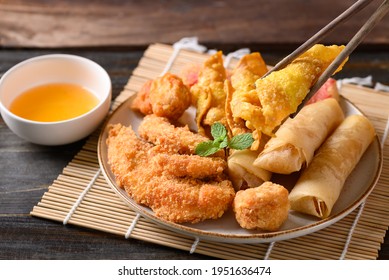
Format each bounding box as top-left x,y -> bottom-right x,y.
233,181 -> 290,231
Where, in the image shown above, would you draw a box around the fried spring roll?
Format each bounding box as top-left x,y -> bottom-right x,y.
288,115 -> 376,218
254,98 -> 344,174
228,149 -> 272,191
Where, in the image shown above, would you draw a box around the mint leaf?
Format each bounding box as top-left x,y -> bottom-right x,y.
195,123 -> 254,157
219,137 -> 228,149
211,122 -> 227,142
195,140 -> 221,157
228,133 -> 254,150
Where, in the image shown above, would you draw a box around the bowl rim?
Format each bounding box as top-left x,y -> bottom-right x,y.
0,53 -> 112,125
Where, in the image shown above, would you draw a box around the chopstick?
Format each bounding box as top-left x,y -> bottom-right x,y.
263,0 -> 374,77
262,0 -> 389,117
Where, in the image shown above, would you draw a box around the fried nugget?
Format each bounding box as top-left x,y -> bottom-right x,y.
233,181 -> 290,231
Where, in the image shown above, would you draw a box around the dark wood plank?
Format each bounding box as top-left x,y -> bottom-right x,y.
1,48 -> 388,260
0,0 -> 389,48
0,216 -> 212,260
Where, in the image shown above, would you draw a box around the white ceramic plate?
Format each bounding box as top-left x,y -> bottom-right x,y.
98,95 -> 383,244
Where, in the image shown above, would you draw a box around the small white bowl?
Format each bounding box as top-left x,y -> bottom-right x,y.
0,54 -> 111,145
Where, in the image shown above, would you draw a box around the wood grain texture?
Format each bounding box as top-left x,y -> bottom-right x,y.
0,0 -> 389,48
0,48 -> 388,259
1,0 -> 388,261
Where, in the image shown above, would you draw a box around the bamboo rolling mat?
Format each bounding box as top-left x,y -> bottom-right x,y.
30,43 -> 389,260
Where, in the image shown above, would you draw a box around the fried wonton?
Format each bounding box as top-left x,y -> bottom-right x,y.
229,44 -> 348,145
227,52 -> 268,147
190,51 -> 227,135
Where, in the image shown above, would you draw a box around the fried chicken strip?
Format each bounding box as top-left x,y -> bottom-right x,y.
107,123 -> 154,205
138,114 -> 210,154
150,153 -> 226,178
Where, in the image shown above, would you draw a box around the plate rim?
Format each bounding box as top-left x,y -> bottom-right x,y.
97,94 -> 383,244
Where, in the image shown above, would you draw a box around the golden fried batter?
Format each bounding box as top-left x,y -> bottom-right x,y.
106,123 -> 154,205
233,181 -> 290,231
230,52 -> 268,92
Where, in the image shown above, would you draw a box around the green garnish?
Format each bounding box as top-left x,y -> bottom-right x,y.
195,123 -> 254,157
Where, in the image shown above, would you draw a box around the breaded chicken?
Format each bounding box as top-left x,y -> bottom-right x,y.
107,123 -> 235,224
106,123 -> 154,205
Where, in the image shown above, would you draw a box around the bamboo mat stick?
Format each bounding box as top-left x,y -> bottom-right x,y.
80,200 -> 130,212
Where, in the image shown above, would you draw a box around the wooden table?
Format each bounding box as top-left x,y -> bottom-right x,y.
0,0 -> 388,260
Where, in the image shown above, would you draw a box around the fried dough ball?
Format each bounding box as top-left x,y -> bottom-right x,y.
233,181 -> 290,231
131,73 -> 191,121
149,73 -> 191,120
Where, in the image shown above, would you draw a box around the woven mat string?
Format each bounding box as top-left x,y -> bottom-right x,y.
381,113 -> 389,149
125,213 -> 141,239
159,37 -> 207,77
224,48 -> 250,68
339,202 -> 366,259
264,241 -> 275,260
189,237 -> 200,254
63,168 -> 101,225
